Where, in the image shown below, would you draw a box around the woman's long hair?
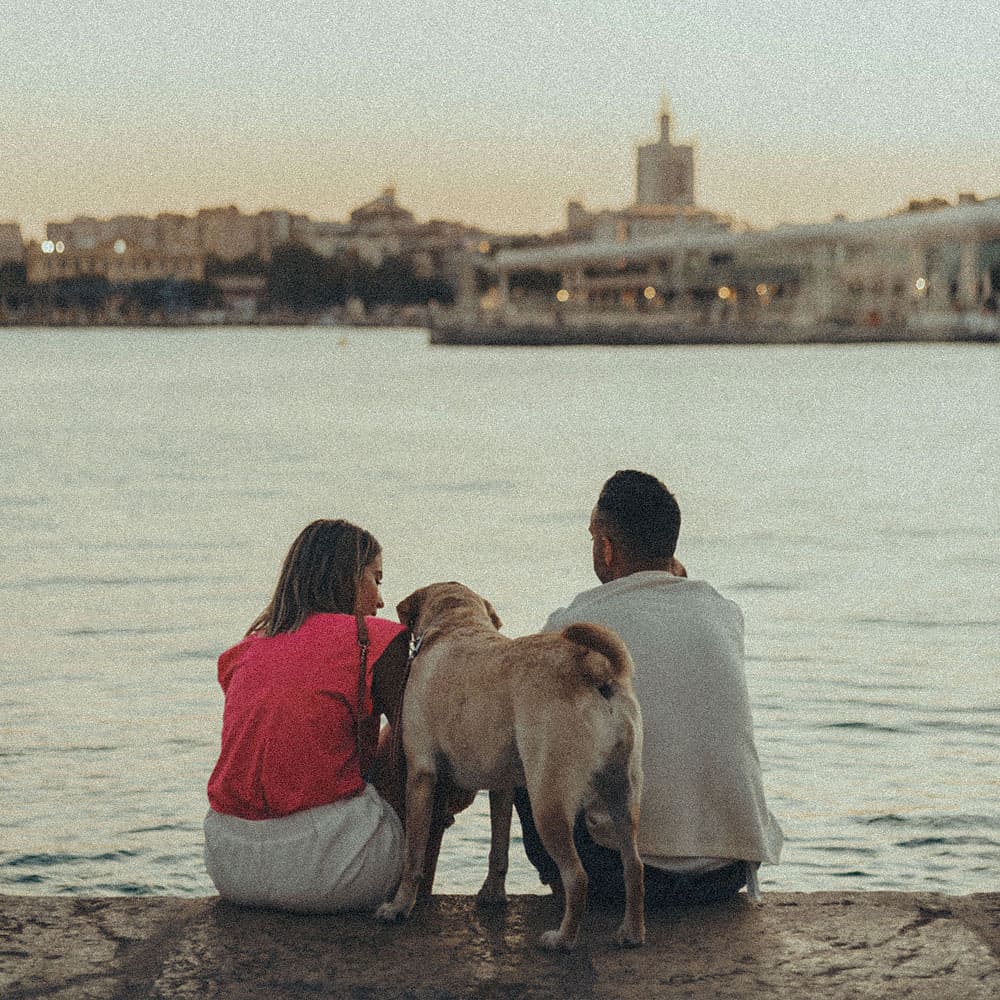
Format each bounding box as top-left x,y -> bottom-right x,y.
246,519 -> 381,637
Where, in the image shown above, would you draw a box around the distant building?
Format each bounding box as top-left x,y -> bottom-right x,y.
636,99 -> 695,207
21,191 -> 501,314
565,101 -> 727,243
212,274 -> 267,321
567,202 -> 731,243
48,215 -> 161,252
196,206 -> 261,262
0,222 -> 24,263
156,212 -> 201,255
350,187 -> 416,233
482,194 -> 1000,334
46,216 -> 105,250
296,219 -> 353,257
25,238 -> 203,285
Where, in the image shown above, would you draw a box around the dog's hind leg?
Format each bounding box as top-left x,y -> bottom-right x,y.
375,765 -> 436,922
529,795 -> 588,950
593,755 -> 645,947
477,788 -> 512,906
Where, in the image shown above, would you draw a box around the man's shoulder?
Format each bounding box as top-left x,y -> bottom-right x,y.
544,573 -> 741,631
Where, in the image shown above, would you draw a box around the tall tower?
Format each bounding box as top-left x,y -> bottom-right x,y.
635,97 -> 695,207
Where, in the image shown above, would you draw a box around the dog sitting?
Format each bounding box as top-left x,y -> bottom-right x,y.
374,582 -> 645,950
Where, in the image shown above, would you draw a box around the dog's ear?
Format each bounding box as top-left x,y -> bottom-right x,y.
483,599 -> 502,631
396,591 -> 419,629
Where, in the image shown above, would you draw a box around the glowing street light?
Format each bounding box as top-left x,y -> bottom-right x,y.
41,240 -> 55,254
643,286 -> 657,300
555,289 -> 570,303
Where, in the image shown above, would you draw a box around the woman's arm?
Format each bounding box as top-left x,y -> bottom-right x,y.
370,629 -> 411,727
368,630 -> 411,817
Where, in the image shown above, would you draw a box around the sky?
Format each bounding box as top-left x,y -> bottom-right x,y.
3,0 -> 999,240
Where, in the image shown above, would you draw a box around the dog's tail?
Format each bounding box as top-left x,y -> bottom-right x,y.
560,622 -> 633,696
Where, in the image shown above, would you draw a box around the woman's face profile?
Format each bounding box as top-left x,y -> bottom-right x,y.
355,552 -> 384,617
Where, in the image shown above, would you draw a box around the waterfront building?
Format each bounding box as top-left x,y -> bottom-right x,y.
447,195 -> 1000,342
440,101 -> 999,343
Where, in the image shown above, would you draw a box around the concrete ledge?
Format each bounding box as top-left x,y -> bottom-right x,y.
2,892 -> 998,999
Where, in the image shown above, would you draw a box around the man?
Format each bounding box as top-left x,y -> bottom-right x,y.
514,470 -> 782,906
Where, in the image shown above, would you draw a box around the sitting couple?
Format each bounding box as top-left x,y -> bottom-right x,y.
203,470 -> 783,913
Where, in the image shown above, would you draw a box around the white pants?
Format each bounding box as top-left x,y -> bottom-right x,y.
204,784 -> 403,913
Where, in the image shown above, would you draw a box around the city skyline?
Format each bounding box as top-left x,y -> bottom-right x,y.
5,1 -> 998,241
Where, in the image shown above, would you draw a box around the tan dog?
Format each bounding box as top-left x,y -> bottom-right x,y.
374,582 -> 645,950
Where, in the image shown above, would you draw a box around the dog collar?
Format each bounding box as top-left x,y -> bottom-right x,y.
407,631 -> 424,665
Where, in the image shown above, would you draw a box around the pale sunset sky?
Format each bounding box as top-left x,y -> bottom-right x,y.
4,0 -> 998,240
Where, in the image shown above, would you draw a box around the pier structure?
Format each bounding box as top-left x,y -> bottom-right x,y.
439,198 -> 1000,345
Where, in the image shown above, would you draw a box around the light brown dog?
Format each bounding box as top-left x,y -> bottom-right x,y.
374,582 -> 645,950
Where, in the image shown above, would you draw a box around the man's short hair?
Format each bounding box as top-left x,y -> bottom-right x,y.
595,470 -> 681,561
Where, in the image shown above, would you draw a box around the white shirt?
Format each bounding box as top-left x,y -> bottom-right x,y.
544,571 -> 783,868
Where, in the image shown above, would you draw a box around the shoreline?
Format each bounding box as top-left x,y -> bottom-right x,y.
4,891 -> 998,998
428,317 -> 1000,347
3,317 -> 999,345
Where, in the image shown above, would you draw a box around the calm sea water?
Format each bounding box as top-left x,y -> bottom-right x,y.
1,326 -> 997,899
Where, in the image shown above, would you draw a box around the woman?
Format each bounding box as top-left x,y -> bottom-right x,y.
204,519 -> 410,912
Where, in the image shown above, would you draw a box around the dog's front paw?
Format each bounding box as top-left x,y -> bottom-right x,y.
613,922 -> 645,948
375,899 -> 411,923
476,876 -> 508,908
538,929 -> 576,951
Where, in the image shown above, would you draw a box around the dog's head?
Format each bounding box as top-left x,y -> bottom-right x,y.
396,581 -> 502,633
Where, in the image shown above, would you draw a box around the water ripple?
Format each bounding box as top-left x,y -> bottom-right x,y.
2,574 -> 199,591
4,850 -> 139,868
821,721 -> 911,734
59,625 -> 187,638
852,616 -> 1000,630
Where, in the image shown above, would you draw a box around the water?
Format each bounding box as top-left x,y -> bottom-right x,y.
1,326 -> 997,898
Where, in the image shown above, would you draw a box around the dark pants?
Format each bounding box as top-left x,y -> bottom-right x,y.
513,787 -> 748,908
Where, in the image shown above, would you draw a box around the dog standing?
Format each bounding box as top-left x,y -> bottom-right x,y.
374,582 -> 645,950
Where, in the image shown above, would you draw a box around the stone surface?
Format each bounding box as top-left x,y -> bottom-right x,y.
1,892 -> 998,999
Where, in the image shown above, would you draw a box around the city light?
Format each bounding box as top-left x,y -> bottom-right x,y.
555,289 -> 570,303
477,241 -> 491,254
114,239 -> 127,255
915,277 -> 927,291
717,286 -> 733,301
55,241 -> 65,253
643,286 -> 657,300
41,240 -> 54,254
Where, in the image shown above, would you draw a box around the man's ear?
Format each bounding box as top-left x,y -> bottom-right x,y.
483,599 -> 502,631
599,535 -> 615,569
